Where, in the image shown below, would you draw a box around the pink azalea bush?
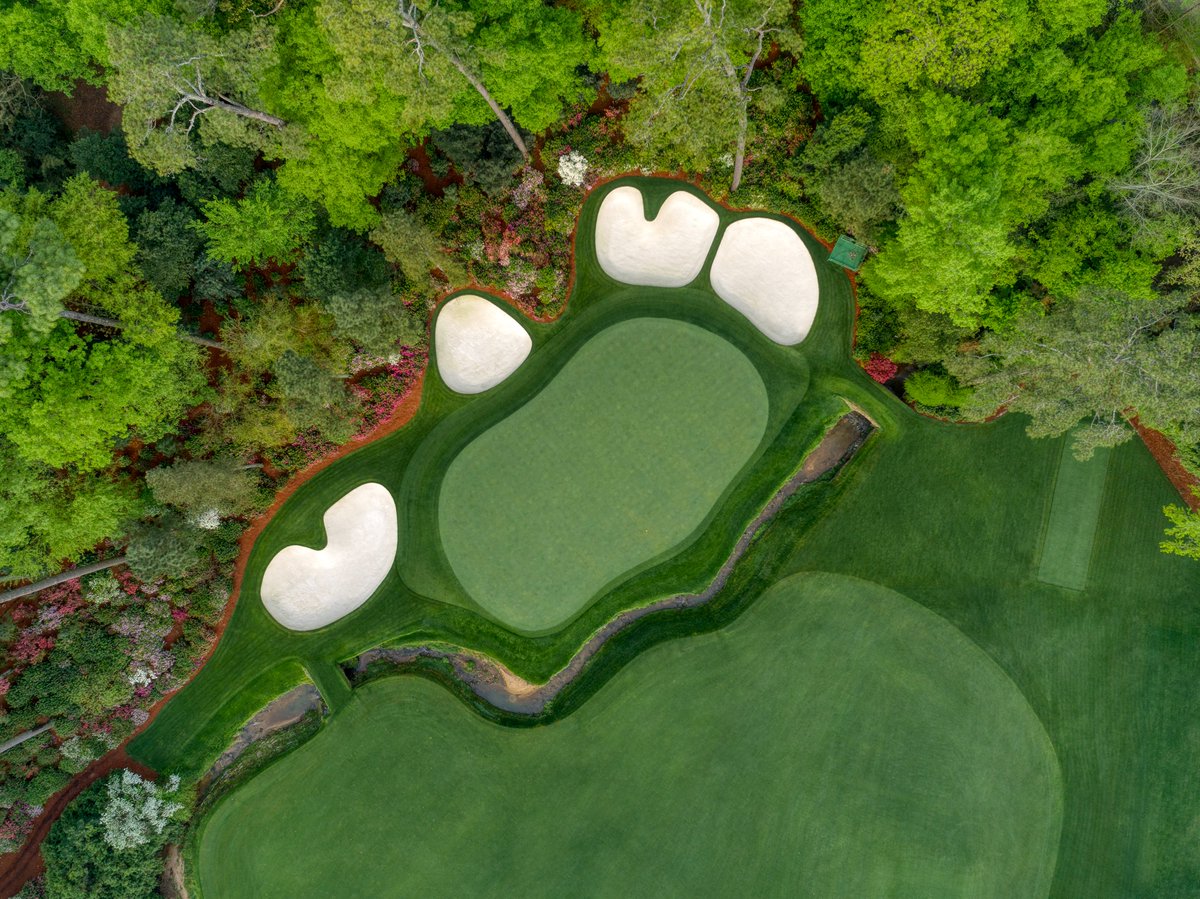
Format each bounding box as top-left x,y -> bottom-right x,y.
863,353 -> 898,383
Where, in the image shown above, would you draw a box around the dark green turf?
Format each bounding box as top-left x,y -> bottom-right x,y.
784,414 -> 1200,897
439,317 -> 769,631
132,177 -> 1200,898
1036,441 -> 1112,591
195,572 -> 1062,899
129,176 -> 848,777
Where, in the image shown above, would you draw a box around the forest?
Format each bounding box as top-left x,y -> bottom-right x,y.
1,0 -> 1200,894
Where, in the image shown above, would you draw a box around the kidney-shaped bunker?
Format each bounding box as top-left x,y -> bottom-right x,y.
260,482 -> 397,631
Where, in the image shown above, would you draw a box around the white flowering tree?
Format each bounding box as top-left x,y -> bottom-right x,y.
557,151 -> 589,187
100,770 -> 184,851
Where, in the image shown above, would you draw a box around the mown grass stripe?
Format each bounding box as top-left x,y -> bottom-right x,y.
1036,439 -> 1112,591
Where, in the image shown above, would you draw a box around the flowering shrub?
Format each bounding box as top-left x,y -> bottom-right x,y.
863,353 -> 898,383
100,770 -> 183,851
189,508 -> 222,530
83,573 -> 122,605
351,350 -> 426,440
512,169 -> 545,209
9,632 -> 55,665
557,150 -> 589,187
0,803 -> 40,853
59,737 -> 98,769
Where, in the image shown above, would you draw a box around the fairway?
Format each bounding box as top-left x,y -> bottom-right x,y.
196,572 -> 1062,899
1036,441 -> 1112,591
438,317 -> 770,631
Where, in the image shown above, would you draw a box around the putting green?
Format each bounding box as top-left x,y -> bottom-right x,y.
196,572 -> 1062,898
438,317 -> 770,631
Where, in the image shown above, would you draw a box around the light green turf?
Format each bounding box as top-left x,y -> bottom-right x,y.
438,317 -> 769,631
195,572 -> 1062,899
1036,441 -> 1112,591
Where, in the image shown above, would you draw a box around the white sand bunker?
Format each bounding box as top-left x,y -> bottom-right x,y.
709,218 -> 820,345
435,294 -> 532,394
595,186 -> 720,287
260,483 -> 397,631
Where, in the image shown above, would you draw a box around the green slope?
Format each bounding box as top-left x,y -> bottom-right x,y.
196,573 -> 1062,899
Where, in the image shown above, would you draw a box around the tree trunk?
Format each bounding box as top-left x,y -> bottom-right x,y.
209,95 -> 286,128
445,54 -> 528,158
414,24 -> 529,159
730,27 -> 768,194
732,103 -> 748,192
0,555 -> 127,604
58,309 -> 226,350
0,723 -> 55,756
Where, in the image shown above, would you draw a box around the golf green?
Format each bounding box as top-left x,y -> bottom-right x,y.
438,317 -> 770,631
196,572 -> 1062,899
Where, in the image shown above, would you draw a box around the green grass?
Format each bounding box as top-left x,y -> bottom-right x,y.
784,413 -> 1200,897
439,317 -> 770,631
129,176 -> 845,777
136,176 -> 1200,898
194,572 -> 1062,899
1036,440 -> 1112,590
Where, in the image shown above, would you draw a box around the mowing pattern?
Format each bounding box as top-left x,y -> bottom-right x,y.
196,573 -> 1062,899
438,317 -> 769,631
1036,441 -> 1112,591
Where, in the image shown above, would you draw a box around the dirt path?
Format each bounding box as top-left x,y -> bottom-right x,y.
356,410 -> 872,714
160,843 -> 189,899
0,749 -> 156,898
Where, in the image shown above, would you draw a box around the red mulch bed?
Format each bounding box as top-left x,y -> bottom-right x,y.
1131,417 -> 1200,510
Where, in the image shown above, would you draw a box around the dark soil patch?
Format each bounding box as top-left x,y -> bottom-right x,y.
407,142 -> 462,197
43,81 -> 121,136
198,684 -> 324,794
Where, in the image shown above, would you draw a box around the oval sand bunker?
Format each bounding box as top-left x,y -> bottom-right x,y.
435,295 -> 532,394
710,218 -> 819,345
260,482 -> 397,631
594,186 -> 720,287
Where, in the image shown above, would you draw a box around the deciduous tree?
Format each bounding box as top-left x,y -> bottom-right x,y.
596,0 -> 800,189
1161,497 -> 1200,560
948,291 -> 1200,459
0,441 -> 140,581
195,179 -> 316,270
106,15 -> 290,174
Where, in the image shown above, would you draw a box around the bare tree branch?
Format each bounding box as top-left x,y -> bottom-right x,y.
395,0 -> 528,158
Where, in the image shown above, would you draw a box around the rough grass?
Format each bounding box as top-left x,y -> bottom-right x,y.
194,573 -> 1062,899
439,317 -> 770,631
